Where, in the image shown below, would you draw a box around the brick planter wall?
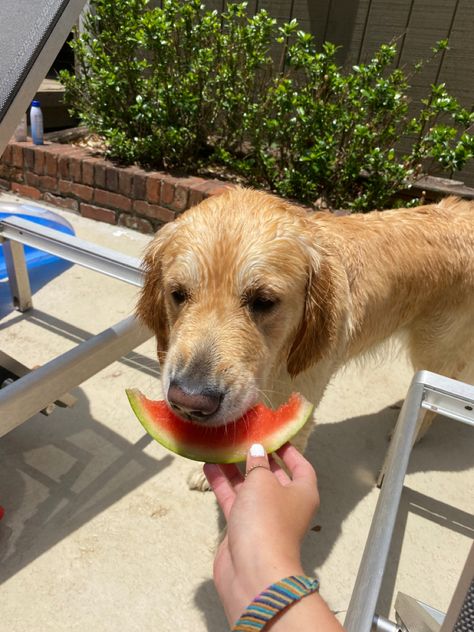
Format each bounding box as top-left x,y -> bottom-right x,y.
2,140 -> 474,230
0,140 -> 233,233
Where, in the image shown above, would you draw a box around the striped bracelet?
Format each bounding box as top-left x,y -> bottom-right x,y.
231,575 -> 320,631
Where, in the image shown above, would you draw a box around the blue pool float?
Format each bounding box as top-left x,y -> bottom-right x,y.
0,202 -> 75,279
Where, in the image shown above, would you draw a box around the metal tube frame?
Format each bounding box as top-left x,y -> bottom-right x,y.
394,592 -> 445,631
344,371 -> 474,632
2,237 -> 33,311
0,215 -> 144,286
0,215 -> 152,438
0,315 -> 151,438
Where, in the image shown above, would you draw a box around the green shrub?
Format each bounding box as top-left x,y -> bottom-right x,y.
61,1 -> 474,211
61,0 -> 275,166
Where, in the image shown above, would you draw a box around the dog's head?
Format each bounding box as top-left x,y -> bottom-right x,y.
137,188 -> 347,425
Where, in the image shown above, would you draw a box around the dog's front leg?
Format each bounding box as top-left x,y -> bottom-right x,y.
188,467 -> 212,491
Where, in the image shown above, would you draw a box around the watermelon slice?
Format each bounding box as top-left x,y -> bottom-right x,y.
125,389 -> 314,463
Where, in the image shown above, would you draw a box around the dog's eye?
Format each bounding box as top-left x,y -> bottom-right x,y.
171,288 -> 187,305
247,294 -> 278,314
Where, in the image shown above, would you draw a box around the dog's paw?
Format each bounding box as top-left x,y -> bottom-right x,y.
187,467 -> 212,492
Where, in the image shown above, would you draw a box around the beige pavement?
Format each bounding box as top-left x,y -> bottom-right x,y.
0,192 -> 472,631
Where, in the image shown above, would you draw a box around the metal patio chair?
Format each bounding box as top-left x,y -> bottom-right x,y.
344,371 -> 474,632
0,0 -> 152,435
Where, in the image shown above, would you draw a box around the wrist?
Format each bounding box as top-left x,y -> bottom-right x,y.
231,575 -> 328,632
220,559 -> 305,626
242,558 -> 305,599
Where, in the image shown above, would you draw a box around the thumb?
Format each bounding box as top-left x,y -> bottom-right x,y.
245,443 -> 271,479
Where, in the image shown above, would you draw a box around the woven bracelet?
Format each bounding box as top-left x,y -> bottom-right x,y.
231,574 -> 320,631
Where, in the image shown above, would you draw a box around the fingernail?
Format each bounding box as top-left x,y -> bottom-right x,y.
250,443 -> 265,457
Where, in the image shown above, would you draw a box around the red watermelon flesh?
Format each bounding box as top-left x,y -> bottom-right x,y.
125,389 -> 314,463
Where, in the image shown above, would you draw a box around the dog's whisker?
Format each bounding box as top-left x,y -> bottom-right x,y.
254,388 -> 275,408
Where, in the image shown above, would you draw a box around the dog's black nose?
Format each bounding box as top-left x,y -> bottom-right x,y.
167,381 -> 222,420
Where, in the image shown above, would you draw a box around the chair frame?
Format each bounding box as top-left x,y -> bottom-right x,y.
344,371 -> 474,631
0,213 -> 151,438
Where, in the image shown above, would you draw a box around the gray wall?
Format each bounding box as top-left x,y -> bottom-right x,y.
204,0 -> 474,186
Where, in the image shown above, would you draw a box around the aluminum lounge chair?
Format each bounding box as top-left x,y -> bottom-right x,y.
0,0 -> 152,435
344,371 -> 474,632
0,0 -> 87,154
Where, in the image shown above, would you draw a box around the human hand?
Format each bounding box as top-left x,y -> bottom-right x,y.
203,442 -> 319,626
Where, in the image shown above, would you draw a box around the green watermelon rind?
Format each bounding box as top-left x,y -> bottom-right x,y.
126,388 -> 314,464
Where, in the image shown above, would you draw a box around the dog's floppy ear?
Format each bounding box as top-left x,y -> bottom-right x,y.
136,222 -> 176,355
287,248 -> 347,377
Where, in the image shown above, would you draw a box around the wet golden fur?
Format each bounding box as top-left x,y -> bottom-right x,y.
137,188 -> 474,478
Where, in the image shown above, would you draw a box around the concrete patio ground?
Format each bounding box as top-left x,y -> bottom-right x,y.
0,191 -> 472,631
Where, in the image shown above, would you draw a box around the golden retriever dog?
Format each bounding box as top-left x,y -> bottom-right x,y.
137,187 -> 474,489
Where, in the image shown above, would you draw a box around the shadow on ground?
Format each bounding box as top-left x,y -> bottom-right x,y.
0,307 -> 159,378
1,270 -> 167,585
0,388 -> 172,585
195,402 -> 474,629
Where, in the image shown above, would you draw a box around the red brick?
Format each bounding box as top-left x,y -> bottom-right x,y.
32,145 -> 61,174
11,143 -> 24,168
160,175 -> 199,210
118,169 -> 134,197
58,179 -> 73,195
23,147 -> 35,170
34,148 -> 46,174
146,174 -> 162,203
172,184 -> 189,212
186,177 -> 226,207
191,180 -> 235,200
43,192 -> 79,212
38,175 -> 58,192
80,203 -> 117,224
94,188 -> 132,211
0,163 -> 12,179
0,145 -> 12,164
105,166 -> 119,192
70,156 -> 82,182
160,178 -> 175,206
117,213 -> 155,234
44,151 -> 58,177
189,188 -> 205,207
58,154 -> 70,179
25,171 -> 40,187
59,179 -> 93,201
54,145 -> 84,180
82,157 -> 101,186
94,160 -> 108,188
132,171 -> 147,199
11,182 -> 41,200
133,200 -> 175,222
70,182 -> 94,202
180,175 -> 207,188
211,185 -> 235,197
55,147 -> 86,181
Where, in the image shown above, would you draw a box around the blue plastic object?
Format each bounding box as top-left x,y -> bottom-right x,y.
0,202 -> 75,279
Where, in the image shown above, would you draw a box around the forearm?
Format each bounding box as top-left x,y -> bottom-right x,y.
222,559 -> 344,632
